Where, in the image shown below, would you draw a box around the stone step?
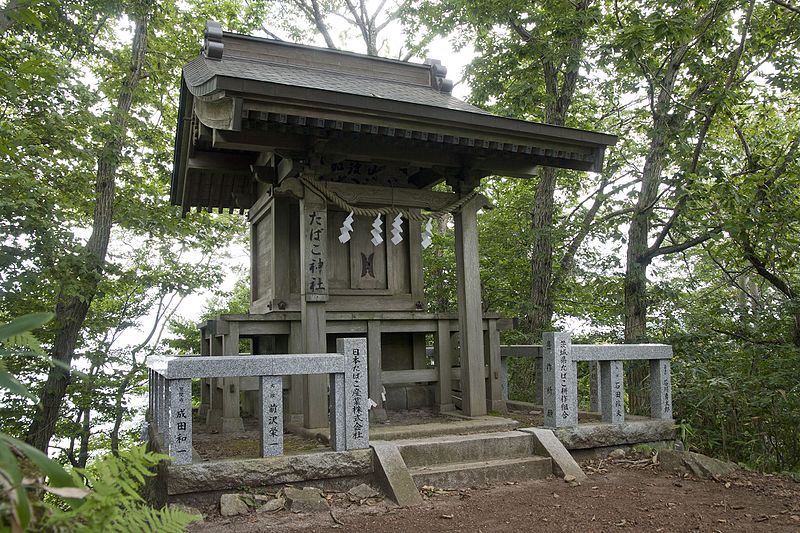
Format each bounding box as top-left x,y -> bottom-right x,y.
395,431 -> 535,468
409,456 -> 552,490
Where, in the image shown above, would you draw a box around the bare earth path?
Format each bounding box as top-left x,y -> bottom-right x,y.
192,458 -> 800,532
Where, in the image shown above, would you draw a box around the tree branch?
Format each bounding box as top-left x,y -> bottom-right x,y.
769,0 -> 800,15
643,227 -> 722,261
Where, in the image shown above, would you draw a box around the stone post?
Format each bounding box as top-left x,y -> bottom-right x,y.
542,332 -> 578,428
600,360 -> 624,424
534,357 -> 543,405
649,359 -> 673,420
198,331 -> 211,419
148,369 -> 154,422
167,378 -> 192,465
589,362 -> 602,413
206,334 -> 224,429
329,372 -> 346,451
500,356 -> 509,401
340,337 -> 369,449
260,375 -> 284,456
157,373 -> 167,443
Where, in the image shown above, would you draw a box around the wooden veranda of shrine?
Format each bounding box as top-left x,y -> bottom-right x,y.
170,21 -> 617,432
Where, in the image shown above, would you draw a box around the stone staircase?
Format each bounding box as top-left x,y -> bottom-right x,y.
392,431 -> 552,489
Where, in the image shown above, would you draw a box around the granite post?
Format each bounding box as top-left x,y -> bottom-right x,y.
589,362 -> 602,413
500,356 -> 509,401
148,369 -> 154,422
157,373 -> 167,444
542,332 -> 578,428
649,359 -> 673,420
167,378 -> 192,465
340,337 -> 369,449
329,371 -> 346,451
600,360 -> 624,424
259,375 -> 284,456
534,357 -> 543,405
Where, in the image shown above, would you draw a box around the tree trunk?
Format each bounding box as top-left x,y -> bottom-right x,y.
793,307 -> 800,348
528,165 -> 557,337
110,371 -> 134,454
0,0 -> 20,36
26,9 -> 150,451
623,111 -> 670,414
77,406 -> 90,468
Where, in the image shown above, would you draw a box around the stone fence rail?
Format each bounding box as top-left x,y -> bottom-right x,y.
147,337 -> 368,465
500,332 -> 673,428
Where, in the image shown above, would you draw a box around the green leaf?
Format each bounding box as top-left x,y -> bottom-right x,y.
0,434 -> 79,489
14,484 -> 33,531
0,368 -> 36,399
0,312 -> 53,342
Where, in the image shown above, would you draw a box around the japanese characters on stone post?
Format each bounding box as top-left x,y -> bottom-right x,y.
341,337 -> 369,449
168,378 -> 192,465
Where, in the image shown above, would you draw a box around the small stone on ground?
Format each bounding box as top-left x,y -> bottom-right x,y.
257,496 -> 285,513
608,448 -> 626,459
283,486 -> 330,513
347,483 -> 381,502
219,494 -> 249,517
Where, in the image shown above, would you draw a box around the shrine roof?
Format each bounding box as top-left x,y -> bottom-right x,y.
183,49 -> 490,117
170,21 -> 618,214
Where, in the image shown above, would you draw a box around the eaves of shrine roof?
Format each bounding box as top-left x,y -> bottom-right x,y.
180,29 -> 617,153
170,22 -> 619,213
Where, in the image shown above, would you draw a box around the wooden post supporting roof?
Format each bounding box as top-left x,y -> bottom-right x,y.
300,181 -> 329,428
454,193 -> 486,416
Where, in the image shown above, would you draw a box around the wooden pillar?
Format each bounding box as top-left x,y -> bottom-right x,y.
367,320 -> 387,422
412,333 -> 427,370
434,319 -> 454,413
484,319 -> 505,412
287,321 -> 305,425
454,194 -> 487,416
220,322 -> 244,432
300,184 -> 329,428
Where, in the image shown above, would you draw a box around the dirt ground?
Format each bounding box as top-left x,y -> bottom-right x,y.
190,455 -> 800,532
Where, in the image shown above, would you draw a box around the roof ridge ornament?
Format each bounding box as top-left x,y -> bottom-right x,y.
202,20 -> 224,60
424,58 -> 454,94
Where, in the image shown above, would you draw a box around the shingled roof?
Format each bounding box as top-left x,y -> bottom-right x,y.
171,21 -> 617,214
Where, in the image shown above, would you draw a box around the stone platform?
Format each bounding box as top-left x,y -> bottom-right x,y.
288,410 -> 519,444
159,406 -> 676,506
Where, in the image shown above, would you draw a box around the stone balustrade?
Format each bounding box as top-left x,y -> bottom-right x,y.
147,337 -> 368,465
500,332 -> 673,428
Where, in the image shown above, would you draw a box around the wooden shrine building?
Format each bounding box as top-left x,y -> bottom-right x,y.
170,21 -> 617,431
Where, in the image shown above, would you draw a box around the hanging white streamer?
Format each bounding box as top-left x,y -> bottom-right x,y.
421,217 -> 433,249
338,211 -> 354,243
370,215 -> 383,246
391,213 -> 404,245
